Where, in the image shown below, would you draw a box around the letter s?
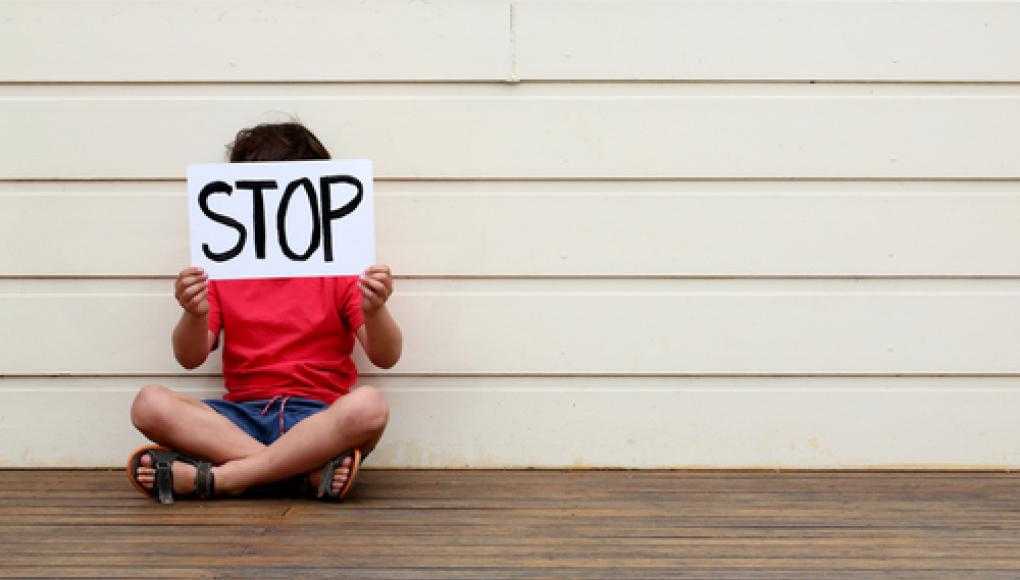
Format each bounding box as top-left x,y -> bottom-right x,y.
198,180 -> 246,262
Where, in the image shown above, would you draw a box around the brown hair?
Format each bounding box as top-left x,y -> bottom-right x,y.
227,122 -> 331,162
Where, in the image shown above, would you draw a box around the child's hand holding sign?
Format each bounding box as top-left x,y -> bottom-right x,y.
360,265 -> 393,318
175,266 -> 209,316
356,263 -> 402,369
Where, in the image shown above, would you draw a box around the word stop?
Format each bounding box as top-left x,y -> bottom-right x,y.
198,175 -> 363,262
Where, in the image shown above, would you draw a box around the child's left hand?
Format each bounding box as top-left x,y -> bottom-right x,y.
360,265 -> 394,318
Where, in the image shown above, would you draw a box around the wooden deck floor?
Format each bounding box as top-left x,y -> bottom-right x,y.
2,470 -> 1019,578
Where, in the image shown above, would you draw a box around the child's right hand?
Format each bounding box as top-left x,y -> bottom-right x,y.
175,267 -> 209,316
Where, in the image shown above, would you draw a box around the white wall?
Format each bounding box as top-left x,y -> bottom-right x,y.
1,0 -> 1018,468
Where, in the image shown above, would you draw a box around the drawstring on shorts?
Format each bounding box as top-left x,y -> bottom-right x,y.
259,395 -> 292,435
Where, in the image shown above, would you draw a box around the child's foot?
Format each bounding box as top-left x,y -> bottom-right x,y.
307,455 -> 354,496
135,453 -> 200,496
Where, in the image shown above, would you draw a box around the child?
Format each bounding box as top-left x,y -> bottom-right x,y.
126,122 -> 402,504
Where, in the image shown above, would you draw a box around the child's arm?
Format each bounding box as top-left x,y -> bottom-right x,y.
171,266 -> 216,369
356,265 -> 402,369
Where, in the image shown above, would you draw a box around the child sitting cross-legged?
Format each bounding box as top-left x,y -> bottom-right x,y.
126,122 -> 402,504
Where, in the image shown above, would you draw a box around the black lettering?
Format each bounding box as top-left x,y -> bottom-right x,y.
198,180 -> 245,262
276,177 -> 321,261
319,174 -> 363,262
235,180 -> 277,260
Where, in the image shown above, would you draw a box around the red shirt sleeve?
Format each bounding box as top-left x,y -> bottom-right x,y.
338,276 -> 365,332
206,280 -> 223,336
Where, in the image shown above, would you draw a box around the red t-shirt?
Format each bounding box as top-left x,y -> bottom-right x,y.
206,276 -> 364,404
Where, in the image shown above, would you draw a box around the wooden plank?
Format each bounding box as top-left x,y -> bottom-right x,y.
514,1 -> 1020,81
3,95 -> 1019,179
0,0 -> 509,81
1,470 -> 1020,576
26,493 -> 1009,526
3,182 -> 1019,276
6,552 -> 1020,570
1,279 -> 1017,375
2,377 -> 1019,468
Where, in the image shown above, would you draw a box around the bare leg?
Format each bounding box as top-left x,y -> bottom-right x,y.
130,384 -> 265,463
214,386 -> 389,495
130,384 -> 388,497
130,384 -> 267,494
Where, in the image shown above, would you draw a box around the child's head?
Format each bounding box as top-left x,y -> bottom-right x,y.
228,122 -> 331,162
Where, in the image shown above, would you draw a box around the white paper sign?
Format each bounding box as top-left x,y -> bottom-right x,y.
187,160 -> 374,280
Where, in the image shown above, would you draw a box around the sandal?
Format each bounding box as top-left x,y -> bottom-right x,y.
308,448 -> 362,501
126,444 -> 215,505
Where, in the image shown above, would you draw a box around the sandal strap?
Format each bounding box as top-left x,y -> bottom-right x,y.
316,454 -> 344,499
149,450 -> 176,505
193,461 -> 215,500
317,449 -> 359,499
142,448 -> 214,504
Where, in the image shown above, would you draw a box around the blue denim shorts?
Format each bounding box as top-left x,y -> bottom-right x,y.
204,396 -> 328,445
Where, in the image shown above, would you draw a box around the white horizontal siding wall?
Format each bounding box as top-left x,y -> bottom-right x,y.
1,0 -> 1018,468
